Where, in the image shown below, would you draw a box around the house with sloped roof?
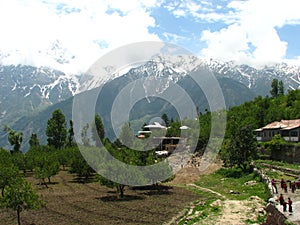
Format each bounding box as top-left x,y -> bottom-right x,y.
255,119 -> 300,142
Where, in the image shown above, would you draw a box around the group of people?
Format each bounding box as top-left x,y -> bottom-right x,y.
271,178 -> 295,213
278,194 -> 293,213
271,178 -> 299,194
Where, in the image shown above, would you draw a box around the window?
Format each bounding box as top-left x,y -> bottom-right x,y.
291,131 -> 298,137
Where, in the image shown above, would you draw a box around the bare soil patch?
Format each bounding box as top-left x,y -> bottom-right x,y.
171,160 -> 223,185
0,170 -> 199,225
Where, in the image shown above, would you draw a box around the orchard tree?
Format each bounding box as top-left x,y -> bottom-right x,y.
98,175 -> 126,198
0,149 -> 19,197
34,151 -> 60,187
4,126 -> 23,153
0,177 -> 43,225
46,109 -> 67,149
69,147 -> 94,182
0,165 -> 19,197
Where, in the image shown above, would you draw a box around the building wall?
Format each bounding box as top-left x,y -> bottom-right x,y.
257,128 -> 300,142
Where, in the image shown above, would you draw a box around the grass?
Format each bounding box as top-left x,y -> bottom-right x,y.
195,168 -> 270,201
255,159 -> 300,171
174,167 -> 269,225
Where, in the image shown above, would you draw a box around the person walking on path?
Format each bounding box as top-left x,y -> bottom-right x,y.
283,201 -> 287,212
280,178 -> 285,189
288,197 -> 293,213
282,182 -> 288,193
291,182 -> 296,193
279,194 -> 285,205
272,178 -> 278,194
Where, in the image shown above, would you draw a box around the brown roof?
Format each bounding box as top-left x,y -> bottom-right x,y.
257,119 -> 300,131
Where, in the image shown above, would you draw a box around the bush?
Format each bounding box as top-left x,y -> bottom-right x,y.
216,167 -> 246,178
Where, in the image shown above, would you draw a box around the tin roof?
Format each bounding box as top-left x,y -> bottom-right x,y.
257,119 -> 300,131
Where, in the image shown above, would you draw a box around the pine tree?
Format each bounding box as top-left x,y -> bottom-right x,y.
270,78 -> 279,98
91,114 -> 105,146
66,120 -> 75,147
29,133 -> 40,147
278,80 -> 284,96
46,109 -> 67,149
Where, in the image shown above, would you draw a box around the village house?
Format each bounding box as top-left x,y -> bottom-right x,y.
255,119 -> 300,142
137,122 -> 189,155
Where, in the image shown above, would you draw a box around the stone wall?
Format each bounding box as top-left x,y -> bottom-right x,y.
270,145 -> 300,164
253,168 -> 289,225
262,204 -> 287,225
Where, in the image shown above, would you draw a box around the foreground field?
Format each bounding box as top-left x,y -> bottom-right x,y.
0,170 -> 199,225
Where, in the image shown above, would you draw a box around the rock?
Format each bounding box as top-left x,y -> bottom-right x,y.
244,180 -> 257,186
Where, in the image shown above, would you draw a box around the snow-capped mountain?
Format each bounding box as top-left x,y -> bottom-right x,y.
77,54 -> 300,96
0,65 -> 80,126
0,54 -> 300,150
1,54 -> 300,128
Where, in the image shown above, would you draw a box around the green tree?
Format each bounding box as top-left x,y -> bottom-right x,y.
69,147 -> 95,182
66,120 -> 75,147
0,149 -> 19,197
98,175 -> 126,198
46,109 -> 67,149
278,80 -> 284,96
91,114 -> 105,146
0,177 -> 43,225
118,122 -> 135,147
29,133 -> 39,147
270,78 -> 279,98
0,165 -> 19,197
161,113 -> 170,127
30,147 -> 60,187
12,152 -> 26,175
81,123 -> 90,146
221,124 -> 258,171
267,134 -> 286,159
166,119 -> 181,137
4,126 -> 23,153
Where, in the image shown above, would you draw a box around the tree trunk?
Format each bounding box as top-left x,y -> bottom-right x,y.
17,207 -> 21,225
48,177 -> 51,184
117,185 -> 125,198
43,178 -> 48,188
1,187 -> 4,197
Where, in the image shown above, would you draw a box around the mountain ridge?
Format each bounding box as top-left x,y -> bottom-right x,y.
0,56 -> 299,150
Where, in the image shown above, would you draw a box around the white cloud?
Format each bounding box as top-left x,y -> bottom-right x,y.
201,24 -> 250,62
200,0 -> 300,66
0,0 -> 160,74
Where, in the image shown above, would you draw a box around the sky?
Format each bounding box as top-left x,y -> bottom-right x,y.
0,0 -> 299,74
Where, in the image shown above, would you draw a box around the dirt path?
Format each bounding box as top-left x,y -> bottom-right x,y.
166,160 -> 266,225
186,183 -> 225,198
165,183 -> 265,225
